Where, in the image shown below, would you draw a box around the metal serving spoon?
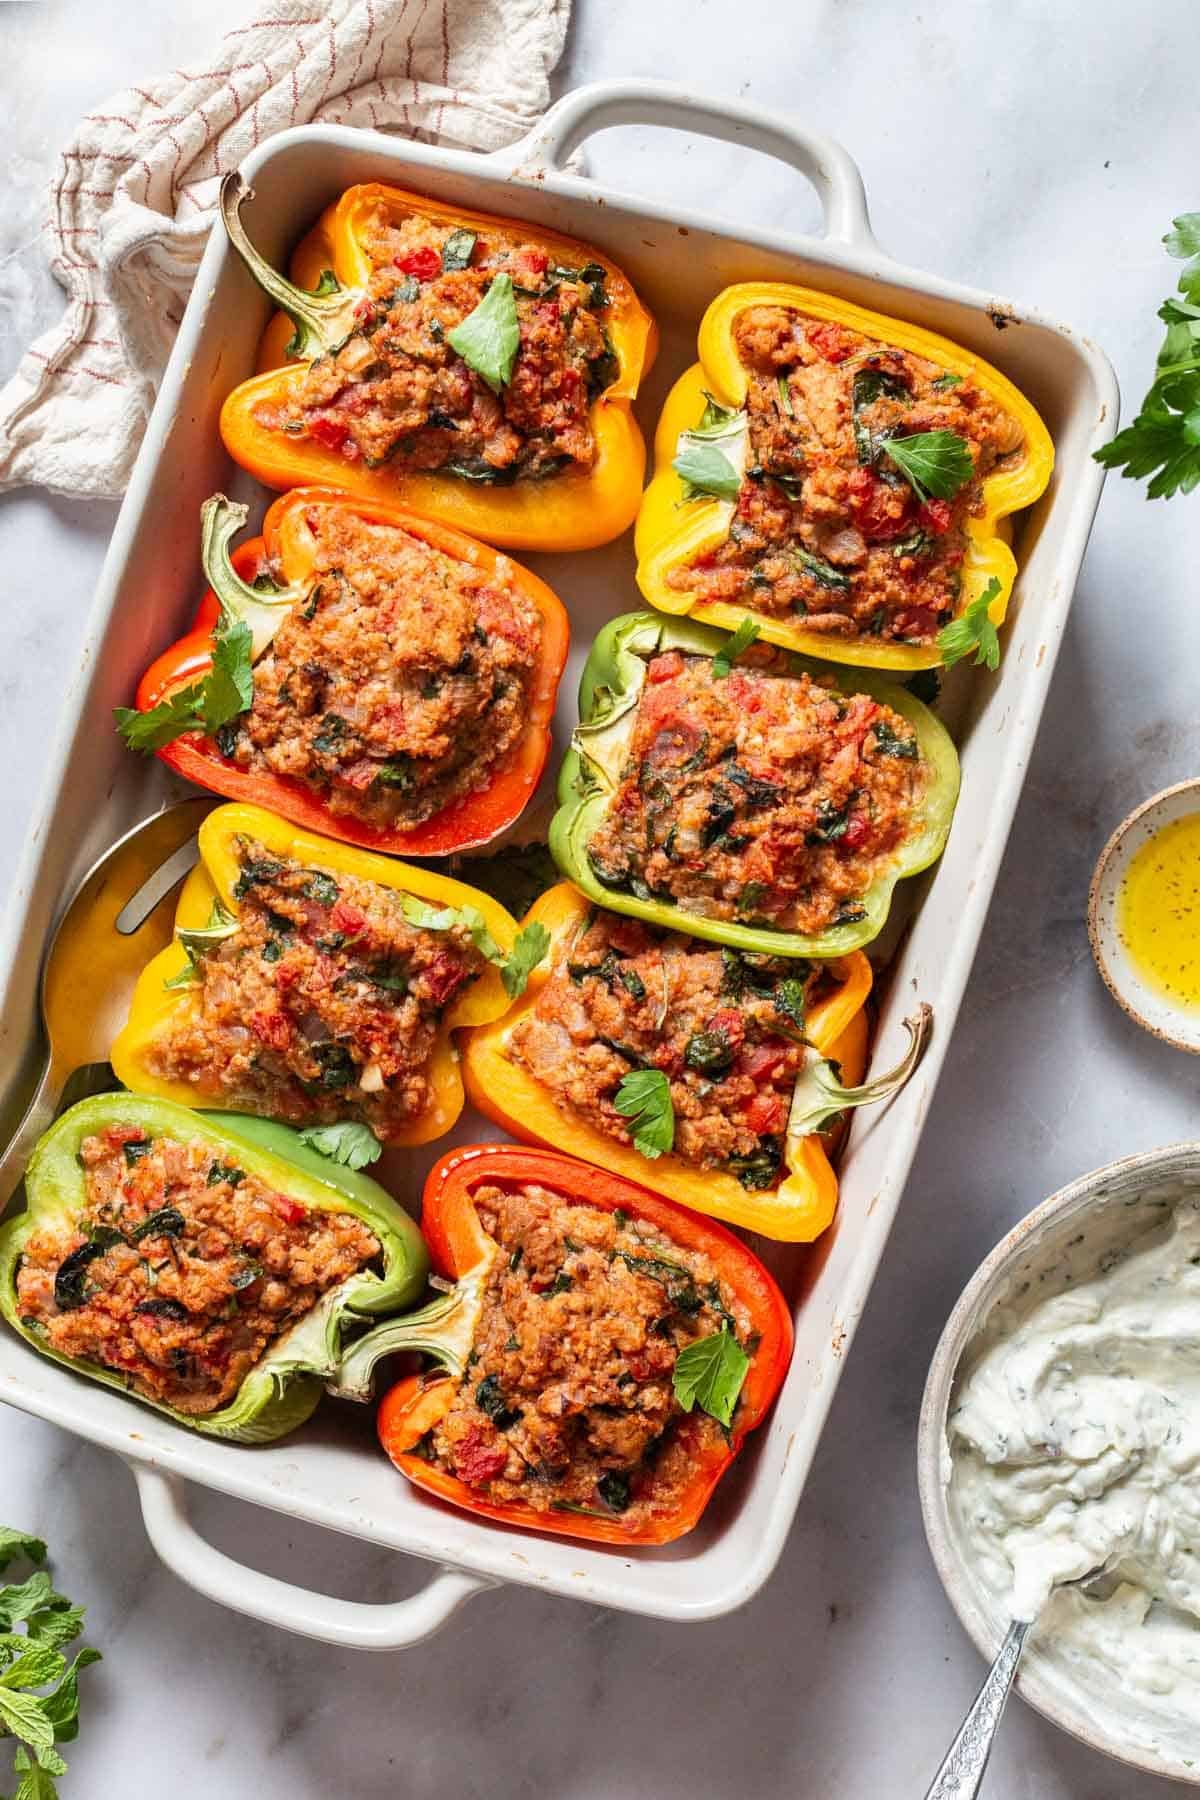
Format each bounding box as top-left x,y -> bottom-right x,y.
924,1563 -> 1112,1798
0,798 -> 212,1212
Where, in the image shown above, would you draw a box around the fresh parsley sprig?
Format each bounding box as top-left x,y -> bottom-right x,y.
884,430 -> 974,501
0,1529 -> 100,1799
673,392 -> 746,502
1095,211 -> 1200,497
297,1122 -> 383,1169
398,896 -> 549,998
672,1328 -> 749,1428
936,576 -> 1003,671
447,274 -> 520,394
115,615 -> 253,754
712,616 -> 760,678
613,1068 -> 674,1159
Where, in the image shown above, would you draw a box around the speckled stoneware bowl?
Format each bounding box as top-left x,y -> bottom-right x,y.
918,1142 -> 1200,1784
1088,777 -> 1200,1054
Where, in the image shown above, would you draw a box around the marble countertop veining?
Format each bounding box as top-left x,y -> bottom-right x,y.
3,2 -> 1200,1795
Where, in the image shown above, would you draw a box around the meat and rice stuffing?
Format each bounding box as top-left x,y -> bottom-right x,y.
668,305 -> 1025,646
585,645 -> 928,934
418,1180 -> 751,1525
220,504 -> 542,832
508,908 -> 843,1190
254,203 -> 619,482
147,837 -> 485,1138
15,1123 -> 379,1413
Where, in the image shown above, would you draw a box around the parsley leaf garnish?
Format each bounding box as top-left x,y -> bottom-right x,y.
1094,212 -> 1200,498
883,430 -> 974,500
115,614 -> 254,754
0,1528 -> 100,1799
673,439 -> 742,502
398,896 -> 548,996
936,576 -> 1003,670
501,922 -> 550,999
712,616 -> 761,678
672,1328 -> 749,1428
613,1068 -> 675,1159
447,273 -> 520,393
297,1121 -> 382,1169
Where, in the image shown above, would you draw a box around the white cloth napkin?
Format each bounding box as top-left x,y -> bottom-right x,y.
0,0 -> 570,499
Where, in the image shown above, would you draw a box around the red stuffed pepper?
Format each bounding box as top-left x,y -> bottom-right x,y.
332,1143 -> 793,1546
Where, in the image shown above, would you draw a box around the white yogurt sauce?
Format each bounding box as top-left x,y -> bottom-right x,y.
948,1193 -> 1200,1761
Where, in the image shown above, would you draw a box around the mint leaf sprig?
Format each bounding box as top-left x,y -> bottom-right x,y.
0,1529 -> 100,1799
1095,211 -> 1200,498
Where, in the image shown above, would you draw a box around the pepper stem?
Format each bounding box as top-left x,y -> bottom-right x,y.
787,1002 -> 933,1142
200,493 -> 305,660
328,1271 -> 487,1404
219,171 -> 361,359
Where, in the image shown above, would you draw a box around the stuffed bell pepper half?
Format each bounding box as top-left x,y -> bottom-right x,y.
118,489 -> 568,857
111,803 -> 546,1147
550,611 -> 959,958
462,882 -> 929,1241
636,282 -> 1054,670
332,1144 -> 793,1545
218,175 -> 657,551
0,1094 -> 428,1441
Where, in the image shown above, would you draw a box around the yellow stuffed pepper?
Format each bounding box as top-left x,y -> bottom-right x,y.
463,882 -> 929,1242
636,282 -> 1054,672
112,803 -> 540,1148
219,175 -> 657,554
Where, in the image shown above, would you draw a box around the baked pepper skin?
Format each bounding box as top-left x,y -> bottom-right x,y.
549,610 -> 960,959
134,487 -> 570,857
333,1143 -> 793,1546
0,1094 -> 429,1443
460,882 -> 872,1240
635,282 -> 1055,671
219,176 -> 657,553
110,802 -> 520,1146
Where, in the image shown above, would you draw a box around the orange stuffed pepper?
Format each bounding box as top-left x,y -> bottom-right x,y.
218,174 -> 657,552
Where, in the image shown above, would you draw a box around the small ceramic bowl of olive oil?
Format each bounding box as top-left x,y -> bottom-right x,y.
1089,778 -> 1200,1052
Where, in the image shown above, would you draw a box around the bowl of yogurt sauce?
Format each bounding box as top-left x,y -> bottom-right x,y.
919,1141 -> 1200,1781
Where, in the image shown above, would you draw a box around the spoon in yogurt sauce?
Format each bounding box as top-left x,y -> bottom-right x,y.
923,1561 -> 1112,1799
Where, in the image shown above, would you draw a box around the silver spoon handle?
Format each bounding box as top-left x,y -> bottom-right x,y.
924,1619 -> 1030,1800
0,1059 -> 61,1216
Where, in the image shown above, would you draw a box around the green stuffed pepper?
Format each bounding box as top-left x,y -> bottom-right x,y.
549,612 -> 960,959
0,1094 -> 428,1443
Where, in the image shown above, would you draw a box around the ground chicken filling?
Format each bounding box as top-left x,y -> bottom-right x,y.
420,1181 -> 750,1523
509,909 -> 841,1188
15,1125 -> 379,1414
667,306 -> 1026,646
255,204 -> 619,479
220,506 -> 541,831
585,647 -> 927,934
146,837 -> 484,1139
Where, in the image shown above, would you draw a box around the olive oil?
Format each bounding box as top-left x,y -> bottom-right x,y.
1117,811 -> 1200,1013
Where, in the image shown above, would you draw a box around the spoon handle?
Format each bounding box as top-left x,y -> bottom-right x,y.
924,1619 -> 1030,1800
0,1060 -> 61,1216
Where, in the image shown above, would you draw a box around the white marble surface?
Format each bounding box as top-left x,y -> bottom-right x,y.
3,1 -> 1200,1794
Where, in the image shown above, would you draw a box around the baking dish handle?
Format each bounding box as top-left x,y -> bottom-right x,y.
500,78 -> 875,250
132,1466 -> 494,1649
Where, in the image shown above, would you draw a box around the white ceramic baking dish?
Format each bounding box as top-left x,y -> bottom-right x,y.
0,79 -> 1117,1648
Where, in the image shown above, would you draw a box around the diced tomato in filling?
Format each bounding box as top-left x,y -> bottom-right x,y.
805,321 -> 855,363
647,650 -> 685,685
104,1125 -> 147,1148
308,416 -> 353,453
846,468 -> 914,541
423,951 -> 469,1010
705,1009 -> 746,1052
841,814 -> 871,851
272,1194 -> 309,1227
250,1009 -> 292,1051
738,1039 -> 791,1083
893,606 -> 940,639
396,247 -> 441,281
330,901 -> 367,939
919,498 -> 954,535
517,248 -> 549,279
454,1427 -> 509,1487
744,1091 -> 786,1135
